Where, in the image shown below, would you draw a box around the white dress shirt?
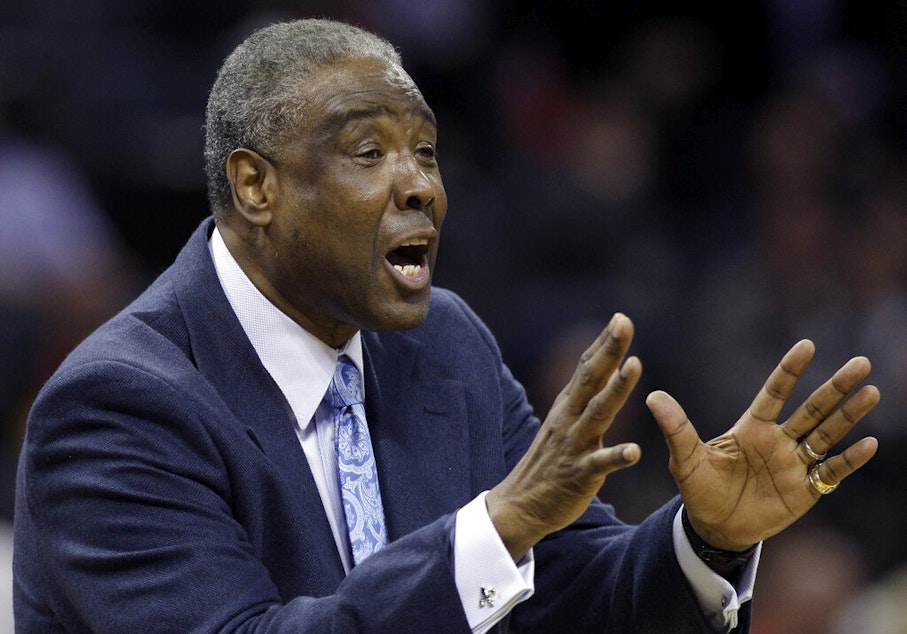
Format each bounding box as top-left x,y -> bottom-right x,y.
208,226 -> 756,632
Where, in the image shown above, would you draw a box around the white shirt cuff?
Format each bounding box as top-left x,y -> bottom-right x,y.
454,491 -> 535,633
673,507 -> 760,632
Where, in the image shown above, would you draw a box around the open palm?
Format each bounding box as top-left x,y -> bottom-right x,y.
646,339 -> 880,552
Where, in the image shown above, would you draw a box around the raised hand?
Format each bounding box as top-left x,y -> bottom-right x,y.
486,313 -> 643,561
646,339 -> 880,552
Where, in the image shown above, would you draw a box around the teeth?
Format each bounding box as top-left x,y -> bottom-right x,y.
393,264 -> 422,277
399,238 -> 429,247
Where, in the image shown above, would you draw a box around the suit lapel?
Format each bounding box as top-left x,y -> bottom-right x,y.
168,219 -> 344,587
362,330 -> 472,541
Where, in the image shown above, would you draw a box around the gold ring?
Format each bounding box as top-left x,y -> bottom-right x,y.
802,439 -> 827,463
808,465 -> 839,495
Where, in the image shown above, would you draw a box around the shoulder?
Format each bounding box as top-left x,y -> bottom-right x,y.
47,218 -> 220,390
52,279 -> 187,385
398,286 -> 502,360
425,287 -> 496,343
31,247 -> 217,432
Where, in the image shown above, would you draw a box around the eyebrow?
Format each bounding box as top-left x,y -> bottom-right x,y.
327,103 -> 438,130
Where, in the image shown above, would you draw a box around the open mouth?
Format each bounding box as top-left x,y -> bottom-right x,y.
386,238 -> 429,278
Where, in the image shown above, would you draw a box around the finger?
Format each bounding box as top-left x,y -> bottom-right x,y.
783,356 -> 873,441
807,436 -> 879,497
563,313 -> 634,417
749,340 -> 816,424
797,384 -> 881,462
646,390 -> 703,471
581,356 -> 642,438
582,443 -> 642,477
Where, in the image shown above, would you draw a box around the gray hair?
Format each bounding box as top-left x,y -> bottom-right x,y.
203,19 -> 402,216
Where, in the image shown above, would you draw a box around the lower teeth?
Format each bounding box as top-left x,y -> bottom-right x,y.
394,264 -> 422,277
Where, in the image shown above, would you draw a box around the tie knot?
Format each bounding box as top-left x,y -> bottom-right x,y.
332,355 -> 363,407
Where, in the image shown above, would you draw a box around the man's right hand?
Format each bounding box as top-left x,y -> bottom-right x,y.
485,313 -> 643,562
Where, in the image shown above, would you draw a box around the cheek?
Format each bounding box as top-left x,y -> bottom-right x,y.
287,176 -> 390,270
270,227 -> 312,290
434,196 -> 448,230
430,175 -> 448,226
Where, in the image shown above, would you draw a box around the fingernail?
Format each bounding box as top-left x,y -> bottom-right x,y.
621,445 -> 638,462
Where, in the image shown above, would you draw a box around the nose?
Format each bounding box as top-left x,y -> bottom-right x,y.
394,154 -> 435,211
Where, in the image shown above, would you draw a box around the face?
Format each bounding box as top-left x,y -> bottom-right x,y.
229,57 -> 447,347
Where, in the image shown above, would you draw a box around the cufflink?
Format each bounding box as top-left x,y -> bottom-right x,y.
479,586 -> 496,608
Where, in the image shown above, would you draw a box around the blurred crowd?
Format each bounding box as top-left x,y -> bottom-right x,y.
2,1 -> 907,632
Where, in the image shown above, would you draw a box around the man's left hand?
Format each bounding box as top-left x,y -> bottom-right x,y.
646,339 -> 880,552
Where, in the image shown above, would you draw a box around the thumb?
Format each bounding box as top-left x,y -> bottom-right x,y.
645,390 -> 703,463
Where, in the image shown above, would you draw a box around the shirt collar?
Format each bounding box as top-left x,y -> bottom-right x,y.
208,225 -> 363,430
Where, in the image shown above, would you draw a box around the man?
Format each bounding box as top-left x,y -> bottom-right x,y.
13,19 -> 879,633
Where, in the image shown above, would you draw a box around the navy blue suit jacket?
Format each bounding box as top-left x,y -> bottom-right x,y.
14,218 -> 745,632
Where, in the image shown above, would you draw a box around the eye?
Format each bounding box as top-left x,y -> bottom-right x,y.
357,147 -> 384,161
415,143 -> 437,163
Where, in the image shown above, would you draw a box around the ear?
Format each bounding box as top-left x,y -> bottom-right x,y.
226,148 -> 277,227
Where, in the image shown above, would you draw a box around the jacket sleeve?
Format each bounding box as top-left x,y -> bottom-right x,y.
442,290 -> 751,633
15,357 -> 470,633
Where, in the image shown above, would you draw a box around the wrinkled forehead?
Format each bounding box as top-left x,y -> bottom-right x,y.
300,57 -> 436,130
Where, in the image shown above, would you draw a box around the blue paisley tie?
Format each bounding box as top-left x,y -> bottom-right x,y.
329,355 -> 387,565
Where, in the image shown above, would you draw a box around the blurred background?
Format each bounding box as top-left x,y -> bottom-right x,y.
2,1 -> 907,631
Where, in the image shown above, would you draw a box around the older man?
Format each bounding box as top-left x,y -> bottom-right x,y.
14,19 -> 879,633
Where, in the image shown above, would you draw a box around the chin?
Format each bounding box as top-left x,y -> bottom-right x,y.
368,296 -> 431,333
